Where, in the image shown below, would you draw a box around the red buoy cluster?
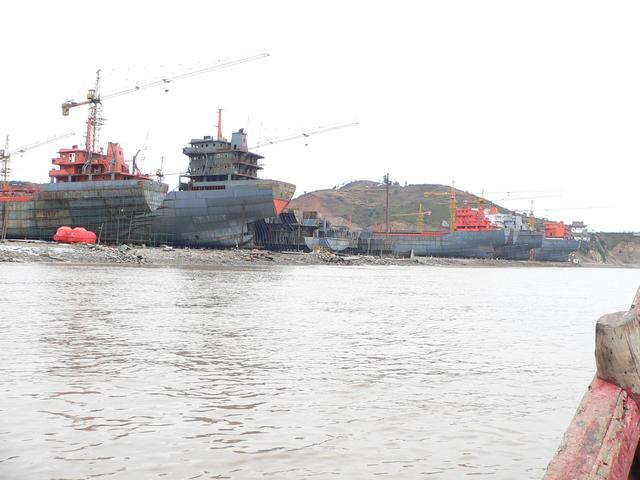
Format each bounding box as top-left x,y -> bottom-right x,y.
53,226 -> 97,244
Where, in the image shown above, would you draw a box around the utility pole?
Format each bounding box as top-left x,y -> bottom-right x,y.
383,172 -> 391,234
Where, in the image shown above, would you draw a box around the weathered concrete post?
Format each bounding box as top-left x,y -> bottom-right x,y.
544,287 -> 640,480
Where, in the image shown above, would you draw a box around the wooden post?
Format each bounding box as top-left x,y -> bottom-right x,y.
595,309 -> 640,401
545,286 -> 640,479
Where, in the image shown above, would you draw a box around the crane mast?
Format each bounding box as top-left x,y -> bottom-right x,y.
0,133 -> 75,190
60,54 -> 270,173
424,187 -> 457,231
0,136 -> 9,191
84,69 -> 102,171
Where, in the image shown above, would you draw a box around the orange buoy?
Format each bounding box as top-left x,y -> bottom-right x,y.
53,226 -> 73,243
69,227 -> 97,244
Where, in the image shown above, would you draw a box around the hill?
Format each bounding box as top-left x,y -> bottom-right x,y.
288,180 -> 511,231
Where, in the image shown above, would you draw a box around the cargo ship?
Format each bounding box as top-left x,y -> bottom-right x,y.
1,123 -> 294,247
144,126 -> 295,248
485,209 -> 543,260
359,203 -> 506,259
531,221 -> 580,262
0,142 -> 168,243
0,129 -> 295,247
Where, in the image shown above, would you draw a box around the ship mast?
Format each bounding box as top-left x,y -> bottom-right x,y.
216,108 -> 223,141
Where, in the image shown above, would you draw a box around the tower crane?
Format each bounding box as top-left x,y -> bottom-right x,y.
424,186 -> 457,231
161,121 -> 360,177
392,203 -> 431,232
0,133 -> 75,190
60,53 -> 270,172
251,122 -> 360,149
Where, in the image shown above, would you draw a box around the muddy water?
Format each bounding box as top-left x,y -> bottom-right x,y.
0,264 -> 637,479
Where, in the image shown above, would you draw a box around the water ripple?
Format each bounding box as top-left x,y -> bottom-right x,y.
0,264 -> 637,479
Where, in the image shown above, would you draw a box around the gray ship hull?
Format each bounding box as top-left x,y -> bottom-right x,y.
359,229 -> 506,259
1,180 -> 168,243
145,179 -> 295,248
304,236 -> 353,252
495,230 -> 543,260
531,238 -> 580,262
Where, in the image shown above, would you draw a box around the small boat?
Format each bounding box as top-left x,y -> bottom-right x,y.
544,286 -> 640,479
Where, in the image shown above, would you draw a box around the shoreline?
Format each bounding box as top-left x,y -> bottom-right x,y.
0,239 -> 634,269
0,240 -> 638,268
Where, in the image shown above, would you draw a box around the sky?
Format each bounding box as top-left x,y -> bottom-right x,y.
1,1 -> 638,231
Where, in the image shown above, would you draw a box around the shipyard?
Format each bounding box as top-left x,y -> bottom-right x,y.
2,2 -> 640,480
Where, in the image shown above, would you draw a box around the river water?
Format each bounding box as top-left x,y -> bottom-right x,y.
0,263 -> 638,479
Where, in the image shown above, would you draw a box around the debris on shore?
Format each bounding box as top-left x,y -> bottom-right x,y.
0,239 -> 600,268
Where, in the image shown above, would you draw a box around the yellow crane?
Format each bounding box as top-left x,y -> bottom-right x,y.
424,187 -> 457,231
392,203 -> 431,232
61,54 -> 270,171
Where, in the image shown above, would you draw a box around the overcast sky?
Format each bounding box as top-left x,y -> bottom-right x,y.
2,1 -> 638,231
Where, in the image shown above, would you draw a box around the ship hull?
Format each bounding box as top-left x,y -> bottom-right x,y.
0,180 -> 167,243
145,179 -> 296,248
531,238 -> 580,262
359,230 -> 506,259
304,236 -> 353,252
495,230 -> 543,260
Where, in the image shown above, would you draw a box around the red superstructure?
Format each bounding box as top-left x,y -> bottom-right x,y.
454,203 -> 496,231
376,203 -> 497,235
49,142 -> 152,183
543,221 -> 570,239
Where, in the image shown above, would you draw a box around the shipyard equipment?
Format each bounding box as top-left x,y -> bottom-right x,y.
1,133 -> 75,189
424,188 -> 457,231
251,122 -> 360,149
61,54 -> 270,172
392,204 -> 431,232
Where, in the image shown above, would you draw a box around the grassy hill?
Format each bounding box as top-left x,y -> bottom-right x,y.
288,180 -> 511,230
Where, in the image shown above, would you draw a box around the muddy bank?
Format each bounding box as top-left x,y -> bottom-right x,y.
0,239 -> 607,268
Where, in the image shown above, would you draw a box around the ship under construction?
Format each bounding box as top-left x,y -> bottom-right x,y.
0,62 -> 295,246
0,128 -> 294,247
143,122 -> 295,248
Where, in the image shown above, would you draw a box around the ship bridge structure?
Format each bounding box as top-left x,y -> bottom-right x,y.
182,129 -> 263,186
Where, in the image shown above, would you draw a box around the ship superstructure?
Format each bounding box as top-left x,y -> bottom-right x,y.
360,202 -> 506,258
0,140 -> 168,243
531,221 -> 580,262
146,116 -> 295,247
485,209 -> 543,260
